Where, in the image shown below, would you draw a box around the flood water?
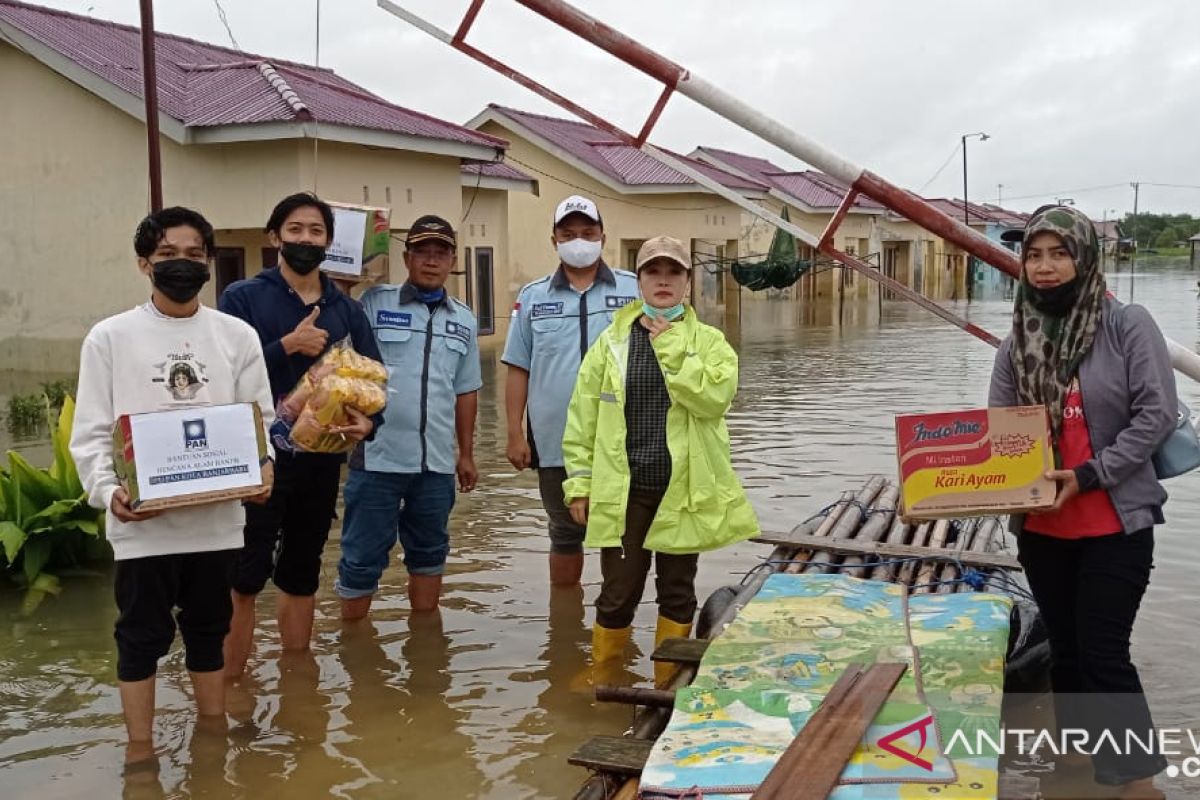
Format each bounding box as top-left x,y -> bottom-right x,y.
2,260 -> 1199,799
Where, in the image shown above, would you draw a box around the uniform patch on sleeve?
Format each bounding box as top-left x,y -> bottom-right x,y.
376,309 -> 412,329
531,302 -> 564,318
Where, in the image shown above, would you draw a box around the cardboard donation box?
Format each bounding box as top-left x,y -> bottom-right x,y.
322,202 -> 392,282
896,406 -> 1055,520
113,403 -> 270,511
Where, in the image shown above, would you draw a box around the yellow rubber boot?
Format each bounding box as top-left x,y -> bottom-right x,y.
653,616 -> 693,688
588,623 -> 633,689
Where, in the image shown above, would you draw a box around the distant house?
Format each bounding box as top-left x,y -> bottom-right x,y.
458,161 -> 538,337
1190,233 -> 1200,268
919,199 -> 1027,300
0,0 -> 523,368
466,105 -> 769,326
692,147 -> 895,301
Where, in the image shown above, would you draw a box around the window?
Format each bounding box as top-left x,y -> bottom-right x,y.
261,247 -> 278,271
475,247 -> 495,336
215,247 -> 245,299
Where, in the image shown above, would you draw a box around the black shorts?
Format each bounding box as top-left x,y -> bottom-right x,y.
230,451 -> 342,597
114,549 -> 237,682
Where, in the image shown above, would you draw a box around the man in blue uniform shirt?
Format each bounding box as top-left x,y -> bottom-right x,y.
337,215 -> 482,618
502,196 -> 640,586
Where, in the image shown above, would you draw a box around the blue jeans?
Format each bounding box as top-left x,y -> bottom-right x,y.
336,470 -> 456,598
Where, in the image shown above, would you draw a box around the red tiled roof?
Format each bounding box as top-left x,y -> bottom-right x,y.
461,161 -> 534,182
980,204 -> 1029,227
694,146 -> 881,211
763,171 -> 884,211
0,0 -> 505,151
923,198 -> 1002,224
486,105 -> 765,192
692,146 -> 786,183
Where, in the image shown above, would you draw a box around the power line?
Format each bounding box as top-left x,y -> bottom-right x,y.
998,183 -> 1127,202
917,142 -> 962,193
1142,182 -> 1200,191
211,0 -> 241,50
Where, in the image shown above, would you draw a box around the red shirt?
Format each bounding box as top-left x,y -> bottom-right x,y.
1025,382 -> 1123,539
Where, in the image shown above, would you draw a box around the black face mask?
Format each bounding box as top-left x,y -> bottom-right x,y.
281,242 -> 326,275
152,258 -> 210,303
1027,277 -> 1081,318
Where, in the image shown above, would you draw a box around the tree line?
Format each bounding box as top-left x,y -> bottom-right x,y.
1117,213 -> 1200,249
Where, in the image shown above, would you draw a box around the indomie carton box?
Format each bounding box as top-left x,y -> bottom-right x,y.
896,406 -> 1055,520
112,403 -> 270,511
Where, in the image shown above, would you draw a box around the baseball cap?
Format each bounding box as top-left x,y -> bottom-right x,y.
553,195 -> 602,227
636,236 -> 691,272
405,214 -> 456,248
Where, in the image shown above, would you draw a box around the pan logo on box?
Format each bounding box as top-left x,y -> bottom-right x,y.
183,419 -> 208,450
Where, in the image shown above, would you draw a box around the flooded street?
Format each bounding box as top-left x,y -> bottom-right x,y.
3,261 -> 1200,799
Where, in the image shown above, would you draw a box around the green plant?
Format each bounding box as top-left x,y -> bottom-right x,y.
0,396 -> 108,612
40,379 -> 76,410
5,392 -> 45,435
5,381 -> 76,437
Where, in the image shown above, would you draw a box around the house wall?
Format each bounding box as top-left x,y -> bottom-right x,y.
457,186 -> 510,338
0,43 -> 478,370
475,120 -> 746,338
1,43 -> 161,368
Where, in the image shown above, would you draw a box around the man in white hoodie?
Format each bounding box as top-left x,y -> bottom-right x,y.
70,207 -> 274,762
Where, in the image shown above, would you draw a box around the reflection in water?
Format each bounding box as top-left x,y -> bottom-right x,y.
336,613 -> 486,795
2,262 -> 1199,797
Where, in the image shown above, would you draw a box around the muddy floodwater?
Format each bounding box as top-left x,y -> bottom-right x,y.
3,261 -> 1199,798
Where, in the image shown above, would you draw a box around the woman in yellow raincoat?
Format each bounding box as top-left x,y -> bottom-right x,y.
562,235 -> 760,686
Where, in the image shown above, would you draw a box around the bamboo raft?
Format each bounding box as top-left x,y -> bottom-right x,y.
568,476 -> 1044,800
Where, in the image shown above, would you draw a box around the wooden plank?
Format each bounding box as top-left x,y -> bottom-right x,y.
567,736 -> 654,776
753,531 -> 1022,572
650,637 -> 710,665
751,663 -> 907,800
998,772 -> 1041,799
595,686 -> 676,708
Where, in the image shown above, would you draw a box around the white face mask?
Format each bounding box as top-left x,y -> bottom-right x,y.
557,238 -> 603,269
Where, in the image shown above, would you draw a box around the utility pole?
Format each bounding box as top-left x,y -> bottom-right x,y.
1130,182 -> 1140,301
960,132 -> 989,301
138,0 -> 162,212
997,184 -> 1003,206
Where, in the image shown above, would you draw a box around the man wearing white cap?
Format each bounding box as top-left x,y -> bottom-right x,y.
501,195 -> 639,586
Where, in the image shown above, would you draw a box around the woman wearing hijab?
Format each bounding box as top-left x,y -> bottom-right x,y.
990,205 -> 1176,799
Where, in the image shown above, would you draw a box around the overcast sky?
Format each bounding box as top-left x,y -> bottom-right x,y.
34,0 -> 1200,218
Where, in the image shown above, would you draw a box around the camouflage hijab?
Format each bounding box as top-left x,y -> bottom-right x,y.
1009,205 -> 1107,437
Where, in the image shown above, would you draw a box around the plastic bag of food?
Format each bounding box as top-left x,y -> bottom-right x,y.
271,338 -> 388,454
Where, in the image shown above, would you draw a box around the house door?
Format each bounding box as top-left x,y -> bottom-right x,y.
215,247 -> 245,299
474,247 -> 495,336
